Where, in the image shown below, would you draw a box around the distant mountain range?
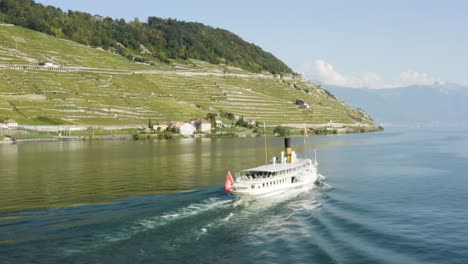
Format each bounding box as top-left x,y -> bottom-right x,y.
325,84 -> 468,125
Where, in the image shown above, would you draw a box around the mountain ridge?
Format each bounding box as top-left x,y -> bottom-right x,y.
326,84 -> 468,124
0,0 -> 292,74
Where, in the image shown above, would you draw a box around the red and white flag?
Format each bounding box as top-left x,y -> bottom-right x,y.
224,171 -> 235,192
304,127 -> 308,137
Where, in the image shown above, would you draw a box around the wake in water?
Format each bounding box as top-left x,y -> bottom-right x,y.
63,181 -> 331,258
63,192 -> 235,256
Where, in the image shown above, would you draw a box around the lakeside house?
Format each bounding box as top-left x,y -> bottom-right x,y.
155,121 -> 168,131
215,120 -> 225,128
169,121 -> 183,130
179,122 -> 196,136
194,118 -> 212,133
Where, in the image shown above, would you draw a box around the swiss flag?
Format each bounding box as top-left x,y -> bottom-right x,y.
224,171 -> 235,192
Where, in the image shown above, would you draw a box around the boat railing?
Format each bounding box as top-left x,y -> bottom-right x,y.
237,173 -> 292,183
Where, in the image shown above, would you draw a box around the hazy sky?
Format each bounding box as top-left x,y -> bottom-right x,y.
35,0 -> 468,88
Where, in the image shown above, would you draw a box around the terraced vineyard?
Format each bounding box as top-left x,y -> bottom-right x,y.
0,25 -> 374,126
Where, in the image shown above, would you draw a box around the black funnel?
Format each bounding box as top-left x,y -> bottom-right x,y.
284,138 -> 292,163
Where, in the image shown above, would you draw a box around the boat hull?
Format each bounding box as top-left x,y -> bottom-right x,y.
229,163 -> 320,198
230,180 -> 318,199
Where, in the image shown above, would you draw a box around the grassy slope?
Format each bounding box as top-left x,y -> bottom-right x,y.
0,25 -> 373,126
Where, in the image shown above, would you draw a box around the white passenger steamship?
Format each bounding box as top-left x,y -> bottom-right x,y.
224,138 -> 324,197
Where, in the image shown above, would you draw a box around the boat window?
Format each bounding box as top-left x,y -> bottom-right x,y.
251,185 -> 255,189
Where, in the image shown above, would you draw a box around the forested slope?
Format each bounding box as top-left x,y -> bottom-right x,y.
0,0 -> 292,74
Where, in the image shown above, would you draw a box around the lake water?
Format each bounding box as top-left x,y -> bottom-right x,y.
1,128 -> 468,263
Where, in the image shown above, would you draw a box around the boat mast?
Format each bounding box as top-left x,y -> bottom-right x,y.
314,148 -> 317,165
264,122 -> 268,165
303,124 -> 307,159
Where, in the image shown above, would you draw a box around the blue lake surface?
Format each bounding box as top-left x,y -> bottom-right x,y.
1,128 -> 468,263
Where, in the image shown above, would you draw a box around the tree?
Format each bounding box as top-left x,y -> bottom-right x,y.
273,126 -> 289,136
206,112 -> 217,133
235,116 -> 245,127
220,111 -> 235,120
148,118 -> 153,129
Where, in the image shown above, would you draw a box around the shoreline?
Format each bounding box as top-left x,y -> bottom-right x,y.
1,124 -> 383,144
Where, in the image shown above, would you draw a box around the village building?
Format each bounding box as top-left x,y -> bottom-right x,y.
215,120 -> 225,128
295,99 -> 311,109
179,122 -> 196,136
155,121 -> 168,131
169,121 -> 182,127
92,15 -> 104,22
4,119 -> 18,129
194,118 -> 212,133
350,112 -> 361,122
44,62 -> 59,68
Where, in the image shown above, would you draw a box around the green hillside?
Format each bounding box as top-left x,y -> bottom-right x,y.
0,25 -> 374,127
0,0 -> 291,74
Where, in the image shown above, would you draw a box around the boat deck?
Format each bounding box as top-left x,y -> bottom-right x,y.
242,159 -> 310,173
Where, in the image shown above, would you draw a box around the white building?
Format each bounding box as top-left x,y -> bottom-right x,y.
180,123 -> 196,136
4,119 -> 18,129
215,120 -> 225,128
44,62 -> 59,68
155,121 -> 168,131
196,118 -> 212,133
